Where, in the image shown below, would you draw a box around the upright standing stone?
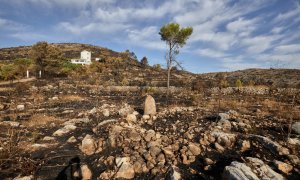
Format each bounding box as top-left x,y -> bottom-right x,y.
144,95 -> 156,115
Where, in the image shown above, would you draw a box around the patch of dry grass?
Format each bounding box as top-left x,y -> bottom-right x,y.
23,114 -> 61,127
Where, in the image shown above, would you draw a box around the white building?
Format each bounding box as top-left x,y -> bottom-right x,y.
71,50 -> 92,65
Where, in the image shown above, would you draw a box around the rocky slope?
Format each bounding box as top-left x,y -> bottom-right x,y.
0,78 -> 299,179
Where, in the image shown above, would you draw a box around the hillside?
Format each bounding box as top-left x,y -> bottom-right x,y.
0,44 -> 300,88
0,43 -> 121,61
197,68 -> 300,88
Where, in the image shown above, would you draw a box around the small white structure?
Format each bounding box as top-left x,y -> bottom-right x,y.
71,50 -> 92,65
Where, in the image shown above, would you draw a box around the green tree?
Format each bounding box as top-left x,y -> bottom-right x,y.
44,45 -> 66,76
30,41 -> 48,76
14,58 -> 33,78
140,56 -> 148,67
0,64 -> 16,81
159,23 -> 193,93
235,79 -> 243,88
153,64 -> 161,71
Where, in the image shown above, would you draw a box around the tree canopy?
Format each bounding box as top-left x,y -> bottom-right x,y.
159,22 -> 193,92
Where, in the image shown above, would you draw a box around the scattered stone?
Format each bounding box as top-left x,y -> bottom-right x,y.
133,160 -> 144,174
144,130 -> 156,142
97,119 -> 118,127
149,146 -> 161,157
219,113 -> 229,121
188,143 -> 201,156
163,146 -> 175,158
292,122 -> 300,135
67,136 -> 77,143
63,118 -> 91,125
52,96 -> 59,101
17,104 -> 25,111
115,157 -> 135,179
144,95 -> 156,115
128,131 -> 141,142
81,134 -> 96,155
287,155 -> 300,165
246,157 -> 284,179
214,143 -> 225,152
89,107 -> 97,114
13,175 -> 34,180
108,125 -> 124,147
81,164 -> 92,180
102,109 -> 110,117
288,138 -> 300,145
217,119 -> 232,131
239,140 -> 251,152
211,131 -> 236,147
2,121 -> 20,127
132,111 -> 139,116
31,143 -> 52,150
273,160 -> 293,174
165,166 -> 181,180
42,136 -> 55,141
126,114 -> 137,123
204,158 -> 214,165
53,124 -> 76,136
142,114 -> 150,120
118,104 -> 134,117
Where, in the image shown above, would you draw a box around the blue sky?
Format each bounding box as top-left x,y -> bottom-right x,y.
0,0 -> 300,73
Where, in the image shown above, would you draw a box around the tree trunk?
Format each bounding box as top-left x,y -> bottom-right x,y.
167,42 -> 172,103
167,67 -> 171,93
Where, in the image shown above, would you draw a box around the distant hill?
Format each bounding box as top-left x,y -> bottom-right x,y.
197,68 -> 300,88
0,43 -> 121,61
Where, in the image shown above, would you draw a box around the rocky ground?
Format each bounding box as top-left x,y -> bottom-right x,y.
0,79 -> 300,180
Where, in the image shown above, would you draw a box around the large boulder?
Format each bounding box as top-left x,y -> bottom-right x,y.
292,122 -> 300,135
144,95 -> 156,115
249,134 -> 289,155
223,161 -> 259,180
223,158 -> 284,180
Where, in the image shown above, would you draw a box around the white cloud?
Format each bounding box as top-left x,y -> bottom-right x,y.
7,0 -> 116,8
274,3 -> 300,22
242,35 -> 282,54
126,26 -> 164,50
0,17 -> 27,31
10,32 -> 48,41
271,27 -> 284,34
196,48 -> 229,58
226,17 -> 258,36
275,44 -> 300,54
58,21 -> 130,35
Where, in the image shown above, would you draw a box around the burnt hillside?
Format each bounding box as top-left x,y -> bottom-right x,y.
197,68 -> 300,88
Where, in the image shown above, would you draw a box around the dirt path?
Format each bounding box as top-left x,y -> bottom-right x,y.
0,77 -> 36,85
